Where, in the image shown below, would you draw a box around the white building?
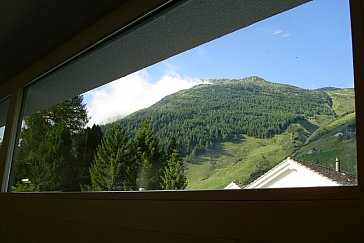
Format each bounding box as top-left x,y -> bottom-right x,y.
226,157 -> 357,189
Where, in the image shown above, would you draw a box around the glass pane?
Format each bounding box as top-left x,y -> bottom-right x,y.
0,98 -> 10,151
10,0 -> 357,192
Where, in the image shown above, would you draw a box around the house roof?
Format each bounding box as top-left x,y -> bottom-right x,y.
292,158 -> 357,185
242,157 -> 357,189
225,181 -> 245,189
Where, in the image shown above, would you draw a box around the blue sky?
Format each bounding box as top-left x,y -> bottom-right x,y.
144,0 -> 353,89
85,0 -> 354,125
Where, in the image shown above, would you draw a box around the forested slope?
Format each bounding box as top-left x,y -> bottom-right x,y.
107,76 -> 335,157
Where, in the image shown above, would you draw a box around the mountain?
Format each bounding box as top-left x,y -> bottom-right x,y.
107,76 -> 334,153
105,76 -> 356,188
316,87 -> 342,91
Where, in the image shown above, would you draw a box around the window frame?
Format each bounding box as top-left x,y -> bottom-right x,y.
0,0 -> 363,201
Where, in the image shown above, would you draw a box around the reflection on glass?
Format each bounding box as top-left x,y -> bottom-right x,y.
0,98 -> 10,152
0,127 -> 4,150
10,0 -> 357,192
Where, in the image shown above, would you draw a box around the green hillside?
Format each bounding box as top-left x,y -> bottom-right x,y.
107,77 -> 357,189
292,88 -> 357,174
109,76 -> 334,156
327,88 -> 355,116
293,113 -> 357,174
187,127 -> 304,189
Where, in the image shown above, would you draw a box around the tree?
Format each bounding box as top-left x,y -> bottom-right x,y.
76,125 -> 103,186
89,124 -> 138,191
35,124 -> 74,191
134,122 -> 164,190
166,137 -> 179,156
15,120 -> 74,191
13,95 -> 90,191
161,138 -> 187,190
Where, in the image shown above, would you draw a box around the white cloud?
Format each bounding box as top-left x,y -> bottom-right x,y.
272,29 -> 290,38
85,70 -> 207,125
272,29 -> 283,35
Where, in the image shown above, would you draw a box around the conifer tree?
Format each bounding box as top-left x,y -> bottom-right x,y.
16,120 -> 74,191
76,124 -> 103,186
134,122 -> 164,190
161,139 -> 187,190
89,124 -> 138,191
13,95 -> 89,191
166,137 -> 179,157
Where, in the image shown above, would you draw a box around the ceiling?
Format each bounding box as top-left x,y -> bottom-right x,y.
0,0 -> 127,86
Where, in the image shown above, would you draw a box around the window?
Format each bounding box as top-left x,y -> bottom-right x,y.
3,0 -> 360,192
1,1 -> 363,242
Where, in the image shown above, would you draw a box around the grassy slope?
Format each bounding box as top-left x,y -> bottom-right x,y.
186,130 -> 298,189
293,113 -> 357,174
293,88 -> 357,174
327,88 -> 355,116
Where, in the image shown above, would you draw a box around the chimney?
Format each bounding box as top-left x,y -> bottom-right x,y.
335,157 -> 340,172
